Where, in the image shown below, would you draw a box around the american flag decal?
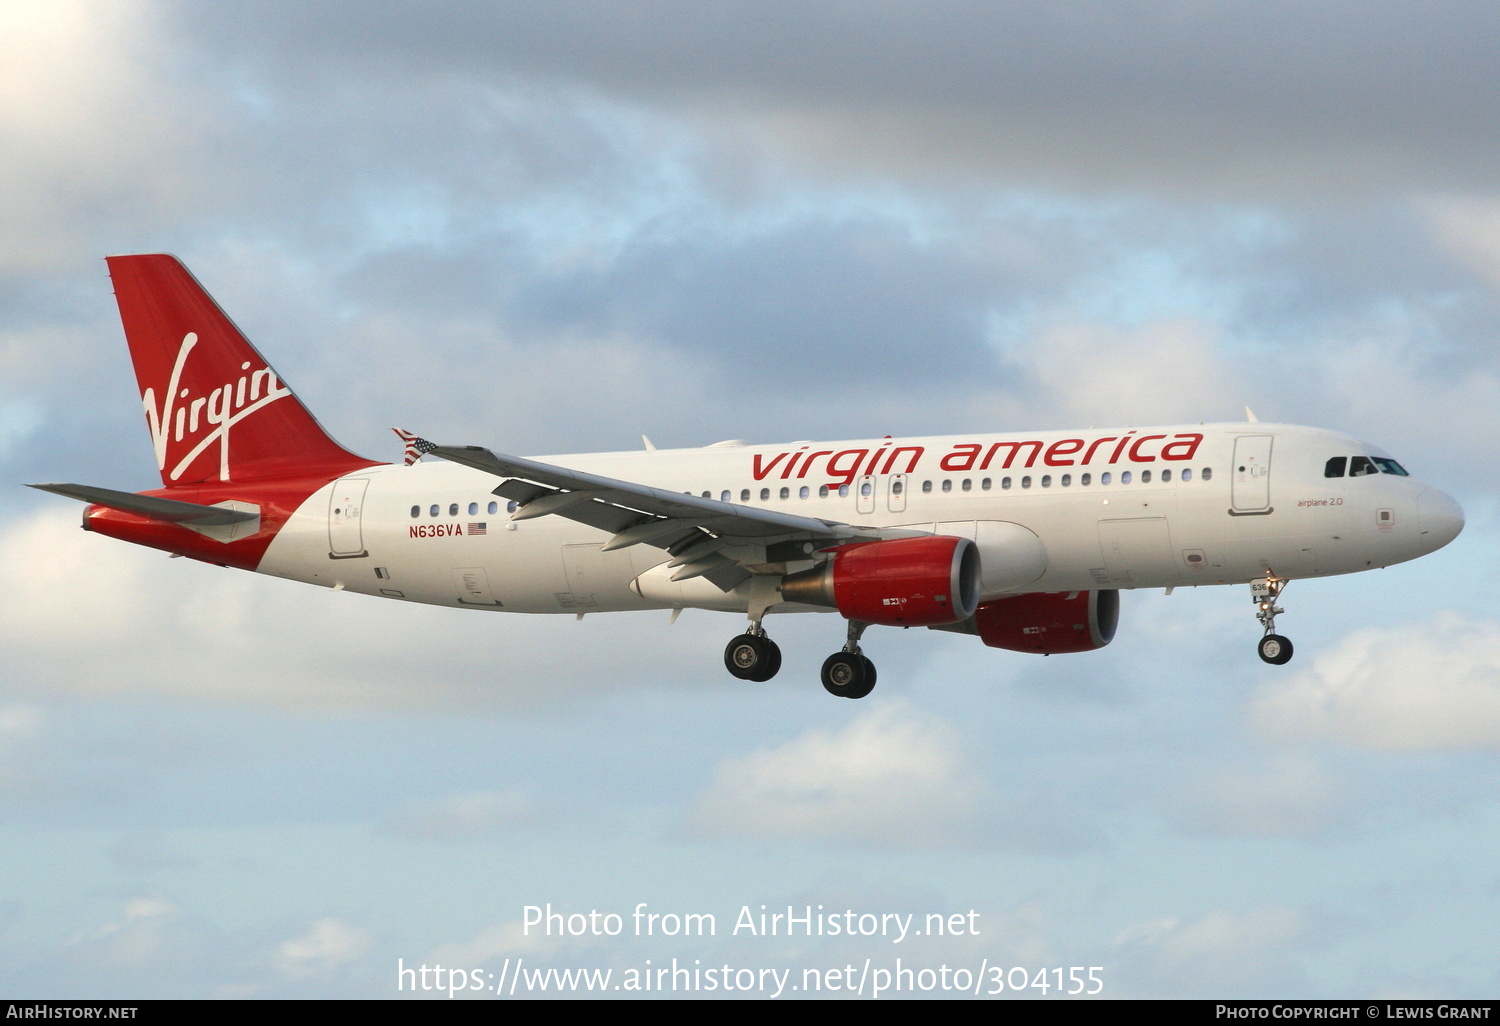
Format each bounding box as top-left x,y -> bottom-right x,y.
467,523 -> 487,535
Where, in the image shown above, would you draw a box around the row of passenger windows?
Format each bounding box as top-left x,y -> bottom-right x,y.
1324,455 -> 1409,479
408,465 -> 1225,518
410,500 -> 517,518
700,467 -> 1214,502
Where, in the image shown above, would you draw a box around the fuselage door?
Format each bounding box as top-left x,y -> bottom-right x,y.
328,478 -> 369,558
887,473 -> 908,513
1231,435 -> 1274,512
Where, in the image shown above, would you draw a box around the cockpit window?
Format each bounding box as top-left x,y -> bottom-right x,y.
1373,457 -> 1409,477
1349,456 -> 1378,477
1324,456 -> 1347,478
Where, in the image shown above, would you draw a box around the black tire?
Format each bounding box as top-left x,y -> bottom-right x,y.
756,639 -> 783,682
821,652 -> 875,699
725,634 -> 779,681
1258,634 -> 1294,665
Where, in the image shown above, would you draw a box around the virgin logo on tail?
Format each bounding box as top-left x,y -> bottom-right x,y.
141,331 -> 291,482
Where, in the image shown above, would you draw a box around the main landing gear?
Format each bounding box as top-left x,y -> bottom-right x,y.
721,619 -> 880,698
724,628 -> 781,682
820,620 -> 876,700
1251,575 -> 1294,665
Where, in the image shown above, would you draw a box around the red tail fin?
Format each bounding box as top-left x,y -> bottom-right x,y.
107,254 -> 375,486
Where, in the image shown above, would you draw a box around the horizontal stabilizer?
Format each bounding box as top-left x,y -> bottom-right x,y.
28,483 -> 260,526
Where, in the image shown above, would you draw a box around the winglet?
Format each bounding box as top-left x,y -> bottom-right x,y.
642,435 -> 657,451
393,427 -> 438,466
1245,406 -> 1259,423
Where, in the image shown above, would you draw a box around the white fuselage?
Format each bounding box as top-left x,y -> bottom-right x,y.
257,422 -> 1461,617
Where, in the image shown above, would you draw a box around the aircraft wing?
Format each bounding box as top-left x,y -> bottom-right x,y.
420,440 -> 910,590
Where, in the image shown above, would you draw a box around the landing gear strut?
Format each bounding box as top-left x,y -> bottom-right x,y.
1251,575 -> 1294,665
821,620 -> 877,699
724,625 -> 781,682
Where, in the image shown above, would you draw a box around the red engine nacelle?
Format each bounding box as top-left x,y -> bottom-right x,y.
965,589 -> 1119,654
780,536 -> 981,627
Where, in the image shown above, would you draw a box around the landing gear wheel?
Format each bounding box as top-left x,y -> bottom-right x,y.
1258,634 -> 1294,665
725,634 -> 781,681
821,652 -> 876,699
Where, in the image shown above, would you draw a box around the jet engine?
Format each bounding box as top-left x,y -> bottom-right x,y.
780,535 -> 980,627
935,589 -> 1119,653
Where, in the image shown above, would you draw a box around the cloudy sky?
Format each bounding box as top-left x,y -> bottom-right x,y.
3,0 -> 1498,999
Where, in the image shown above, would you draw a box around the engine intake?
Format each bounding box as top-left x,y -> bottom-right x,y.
781,536 -> 981,627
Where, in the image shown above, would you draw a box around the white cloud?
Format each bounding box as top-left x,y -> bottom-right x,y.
1015,317 -> 1235,428
692,702 -> 992,848
0,507 -> 718,712
1112,907 -> 1313,996
1162,754 -> 1348,840
426,921 -> 562,968
276,918 -> 374,977
0,0 -> 201,271
384,789 -> 531,842
61,894 -> 195,974
1422,195 -> 1500,291
1252,613 -> 1500,750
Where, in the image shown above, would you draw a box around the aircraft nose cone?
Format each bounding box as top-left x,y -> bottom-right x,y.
1418,487 -> 1464,551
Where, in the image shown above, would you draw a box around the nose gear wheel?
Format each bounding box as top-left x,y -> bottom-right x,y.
1251,575 -> 1294,665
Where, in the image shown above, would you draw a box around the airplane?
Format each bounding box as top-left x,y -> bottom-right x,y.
30,254 -> 1465,699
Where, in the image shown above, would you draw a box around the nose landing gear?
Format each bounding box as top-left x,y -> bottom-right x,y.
1252,575 -> 1294,665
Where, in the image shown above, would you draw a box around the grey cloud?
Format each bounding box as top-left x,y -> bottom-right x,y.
177,1 -> 1500,197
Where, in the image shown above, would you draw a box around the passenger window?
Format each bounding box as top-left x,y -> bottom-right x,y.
1061,473 -> 1071,486
760,488 -> 770,501
860,481 -> 872,497
981,478 -> 991,490
720,490 -> 730,502
1202,467 -> 1212,481
1324,456 -> 1347,478
838,484 -> 849,497
1021,476 -> 1032,488
922,480 -> 933,493
1161,469 -> 1171,482
1181,469 -> 1191,482
429,504 -> 439,517
1081,473 -> 1091,486
740,489 -> 750,502
410,506 -> 420,518
507,501 -> 518,513
819,485 -> 829,497
1041,475 -> 1052,487
449,503 -> 459,516
1101,472 -> 1112,485
941,480 -> 952,493
799,486 -> 809,499
1350,456 -> 1377,477
468,502 -> 478,515
962,479 -> 972,491
488,501 -> 498,514
1002,477 -> 1012,490
1141,470 -> 1152,483
1121,472 -> 1132,484
892,480 -> 904,495
780,487 -> 790,500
